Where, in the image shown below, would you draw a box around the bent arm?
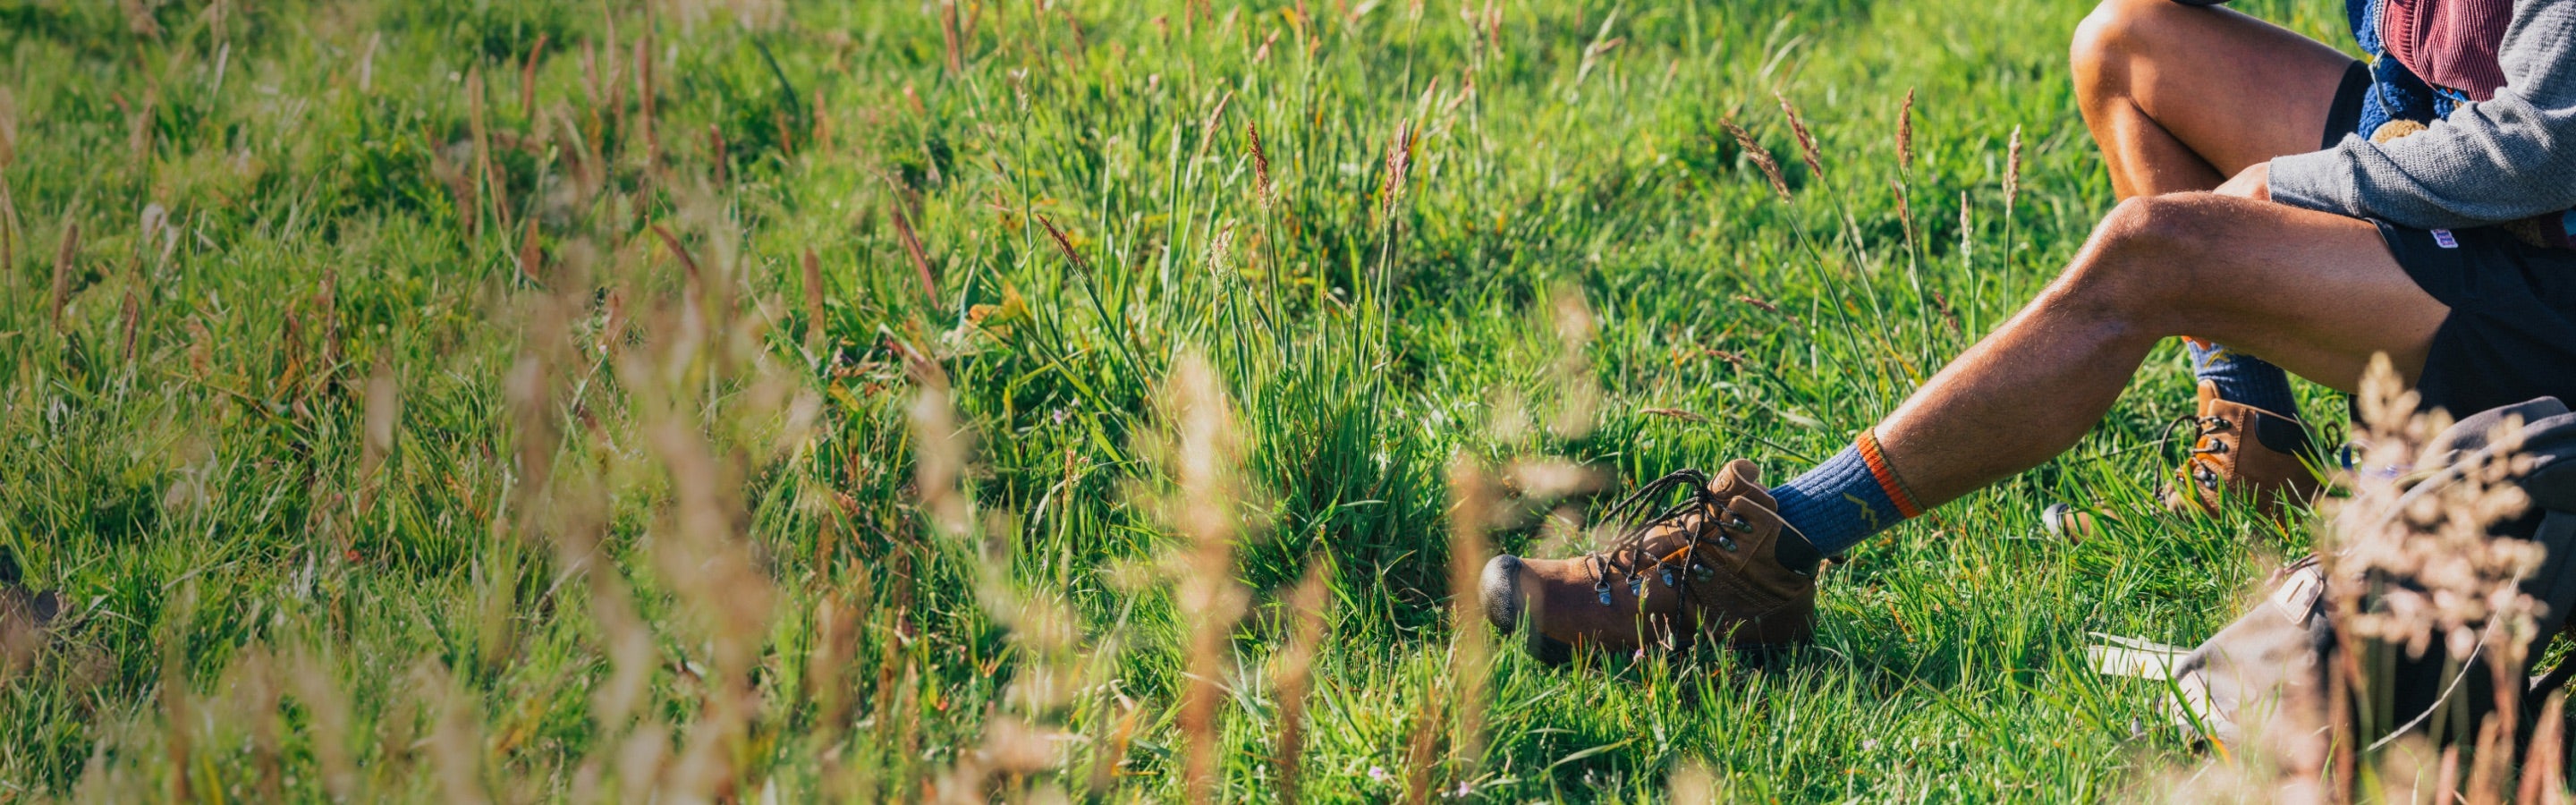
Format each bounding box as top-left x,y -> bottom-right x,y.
2268,0 -> 2576,228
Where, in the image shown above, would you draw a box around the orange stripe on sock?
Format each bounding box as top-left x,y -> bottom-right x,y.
1855,430 -> 1925,520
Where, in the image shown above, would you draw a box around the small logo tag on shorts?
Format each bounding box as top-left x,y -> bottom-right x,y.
2432,229 -> 2460,249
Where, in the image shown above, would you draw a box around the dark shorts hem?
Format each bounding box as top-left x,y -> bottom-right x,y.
2324,60 -> 2370,150
2377,221 -> 2576,416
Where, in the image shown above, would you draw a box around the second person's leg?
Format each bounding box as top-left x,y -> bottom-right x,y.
1480,196 -> 2449,657
1872,196 -> 2443,513
2071,0 -> 2359,196
2067,0 -> 2368,510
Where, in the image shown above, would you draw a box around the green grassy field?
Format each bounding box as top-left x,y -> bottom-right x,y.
0,0 -> 2376,801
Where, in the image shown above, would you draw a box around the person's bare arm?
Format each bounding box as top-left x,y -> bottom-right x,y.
2213,162 -> 2270,200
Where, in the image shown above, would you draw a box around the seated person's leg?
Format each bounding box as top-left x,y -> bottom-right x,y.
1485,196 -> 2448,657
2071,0 -> 2358,196
1870,197 -> 2443,513
1484,0 -> 2418,662
2072,0 -> 2369,510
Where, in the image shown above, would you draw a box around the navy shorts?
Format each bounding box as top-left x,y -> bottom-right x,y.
2325,61 -> 2576,416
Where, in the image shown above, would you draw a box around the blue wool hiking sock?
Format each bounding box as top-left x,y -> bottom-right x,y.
1767,436 -> 1921,558
2187,340 -> 2301,418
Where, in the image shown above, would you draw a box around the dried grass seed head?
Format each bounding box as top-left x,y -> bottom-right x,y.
2003,125 -> 2023,210
1775,91 -> 1825,182
1896,88 -> 1915,174
1722,119 -> 1792,202
1246,121 -> 1276,203
2324,355 -> 2546,663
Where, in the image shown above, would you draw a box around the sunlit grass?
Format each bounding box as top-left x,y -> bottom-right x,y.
0,0 -> 2364,800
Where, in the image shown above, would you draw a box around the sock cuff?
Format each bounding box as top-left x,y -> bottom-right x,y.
1854,429 -> 1925,519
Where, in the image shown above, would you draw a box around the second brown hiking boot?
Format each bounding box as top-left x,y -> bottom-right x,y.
1480,459 -> 1819,665
2165,380 -> 2325,518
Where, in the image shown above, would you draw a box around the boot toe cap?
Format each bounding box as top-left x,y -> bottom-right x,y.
1480,554 -> 1526,632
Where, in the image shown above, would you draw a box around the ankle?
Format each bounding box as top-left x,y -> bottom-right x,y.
1767,431 -> 1926,556
2187,343 -> 2300,419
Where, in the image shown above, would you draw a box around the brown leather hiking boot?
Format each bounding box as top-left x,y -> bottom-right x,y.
1480,459 -> 1819,665
2164,380 -> 2325,517
0,548 -> 61,676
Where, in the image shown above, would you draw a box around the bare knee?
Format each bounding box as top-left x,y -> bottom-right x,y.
2096,194 -> 2199,246
2071,0 -> 2175,106
2050,196 -> 2209,318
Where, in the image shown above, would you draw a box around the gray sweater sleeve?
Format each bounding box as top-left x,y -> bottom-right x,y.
2270,0 -> 2576,228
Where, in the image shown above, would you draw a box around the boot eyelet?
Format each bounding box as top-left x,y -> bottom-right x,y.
1692,564 -> 1714,580
1660,568 -> 1677,588
1716,535 -> 1738,552
1626,575 -> 1644,597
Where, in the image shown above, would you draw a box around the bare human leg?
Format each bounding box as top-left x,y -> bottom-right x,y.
1479,2 -> 2452,661
2060,0 -> 2369,513
1873,195 -> 2448,508
2071,0 -> 2358,199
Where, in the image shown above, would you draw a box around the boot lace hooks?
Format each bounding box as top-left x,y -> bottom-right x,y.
1581,470 -> 1738,607
2160,413 -> 2237,490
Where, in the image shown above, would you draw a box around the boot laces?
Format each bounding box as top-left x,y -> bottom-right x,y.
2161,413 -> 2237,489
1580,470 -> 1750,606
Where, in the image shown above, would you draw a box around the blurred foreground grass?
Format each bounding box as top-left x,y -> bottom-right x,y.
0,0 -> 2362,800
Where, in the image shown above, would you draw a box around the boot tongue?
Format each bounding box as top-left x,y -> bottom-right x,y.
1708,458 -> 1777,511
1631,462 -> 1766,560
1703,462 -> 1812,569
1631,505 -> 1714,559
1712,458 -> 1764,490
